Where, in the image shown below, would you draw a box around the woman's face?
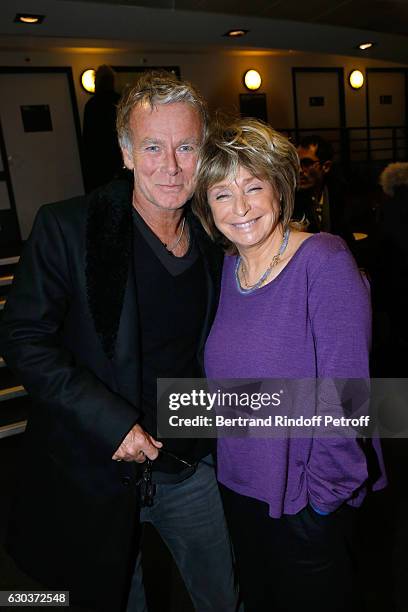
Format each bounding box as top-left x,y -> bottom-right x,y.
207,165 -> 281,252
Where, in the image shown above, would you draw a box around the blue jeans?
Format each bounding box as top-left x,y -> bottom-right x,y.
126,457 -> 239,612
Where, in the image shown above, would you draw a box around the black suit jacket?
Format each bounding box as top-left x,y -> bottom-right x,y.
293,175 -> 354,247
0,179 -> 223,611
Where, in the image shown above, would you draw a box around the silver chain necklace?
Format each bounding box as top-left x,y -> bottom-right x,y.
163,217 -> 186,252
235,228 -> 290,294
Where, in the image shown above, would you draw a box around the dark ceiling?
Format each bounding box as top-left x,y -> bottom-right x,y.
1,0 -> 407,63
69,0 -> 408,37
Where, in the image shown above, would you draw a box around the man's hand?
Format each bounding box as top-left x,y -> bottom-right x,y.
112,424 -> 163,463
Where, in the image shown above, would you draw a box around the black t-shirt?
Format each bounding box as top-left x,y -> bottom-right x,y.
132,210 -> 213,474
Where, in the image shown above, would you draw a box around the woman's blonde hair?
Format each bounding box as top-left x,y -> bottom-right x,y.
193,117 -> 300,252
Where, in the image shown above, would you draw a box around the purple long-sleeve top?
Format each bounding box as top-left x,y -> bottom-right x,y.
205,233 -> 386,518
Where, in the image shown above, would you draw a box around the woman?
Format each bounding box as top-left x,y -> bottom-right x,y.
193,118 -> 386,612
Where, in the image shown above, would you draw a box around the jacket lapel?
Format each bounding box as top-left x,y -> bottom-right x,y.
111,260 -> 142,406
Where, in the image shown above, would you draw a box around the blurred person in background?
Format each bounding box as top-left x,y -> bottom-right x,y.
82,64 -> 123,192
294,134 -> 354,247
371,162 -> 408,376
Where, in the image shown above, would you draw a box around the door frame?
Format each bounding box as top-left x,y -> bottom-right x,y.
0,109 -> 20,242
0,66 -> 85,243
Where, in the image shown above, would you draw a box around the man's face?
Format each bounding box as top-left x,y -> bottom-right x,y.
122,102 -> 203,212
297,144 -> 331,192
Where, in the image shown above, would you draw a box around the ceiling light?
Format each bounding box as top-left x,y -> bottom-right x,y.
81,69 -> 96,94
224,29 -> 249,38
349,70 -> 364,90
244,69 -> 262,91
15,13 -> 45,24
358,42 -> 374,50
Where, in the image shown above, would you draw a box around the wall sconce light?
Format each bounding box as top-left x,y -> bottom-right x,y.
244,69 -> 262,91
349,70 -> 364,90
81,69 -> 96,94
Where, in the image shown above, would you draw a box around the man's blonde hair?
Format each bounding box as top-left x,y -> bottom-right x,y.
116,70 -> 208,151
193,117 -> 300,252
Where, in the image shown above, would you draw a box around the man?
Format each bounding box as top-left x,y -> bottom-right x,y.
0,72 -> 237,612
294,134 -> 353,245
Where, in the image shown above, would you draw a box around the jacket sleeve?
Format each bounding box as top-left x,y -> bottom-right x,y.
305,246 -> 371,513
0,204 -> 139,458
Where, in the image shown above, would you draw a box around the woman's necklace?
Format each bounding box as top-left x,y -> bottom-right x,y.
235,228 -> 290,294
163,217 -> 186,253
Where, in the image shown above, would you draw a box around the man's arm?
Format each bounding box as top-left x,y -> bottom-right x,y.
0,204 -> 159,460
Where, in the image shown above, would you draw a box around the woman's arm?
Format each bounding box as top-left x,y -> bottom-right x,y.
306,243 -> 371,513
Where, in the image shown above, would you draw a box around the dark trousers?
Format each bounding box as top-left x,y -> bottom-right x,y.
220,484 -> 358,612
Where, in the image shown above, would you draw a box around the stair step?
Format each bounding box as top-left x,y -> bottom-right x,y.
0,385 -> 27,401
0,256 -> 19,266
0,420 -> 27,439
0,275 -> 13,287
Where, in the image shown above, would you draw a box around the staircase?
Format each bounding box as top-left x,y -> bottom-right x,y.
0,254 -> 30,439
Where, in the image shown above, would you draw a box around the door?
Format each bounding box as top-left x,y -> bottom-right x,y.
293,68 -> 346,162
0,68 -> 84,241
367,69 -> 407,161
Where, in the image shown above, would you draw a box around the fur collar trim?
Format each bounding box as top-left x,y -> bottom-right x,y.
86,179 -> 133,359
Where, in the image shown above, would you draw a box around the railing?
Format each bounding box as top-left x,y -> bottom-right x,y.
278,125 -> 407,171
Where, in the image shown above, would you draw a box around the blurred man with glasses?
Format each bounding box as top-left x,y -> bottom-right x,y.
294,134 -> 353,246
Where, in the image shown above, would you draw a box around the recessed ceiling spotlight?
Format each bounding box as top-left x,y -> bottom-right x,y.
224,29 -> 249,38
358,42 -> 374,50
15,13 -> 45,24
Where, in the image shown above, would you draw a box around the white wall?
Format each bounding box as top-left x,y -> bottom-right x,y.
0,45 -> 406,130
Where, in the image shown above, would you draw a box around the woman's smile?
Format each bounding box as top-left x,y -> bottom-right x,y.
231,217 -> 261,230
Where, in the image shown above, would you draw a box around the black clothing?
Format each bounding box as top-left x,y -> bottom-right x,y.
293,175 -> 354,247
0,179 -> 223,611
221,484 -> 358,612
132,212 -> 212,472
132,208 -> 200,274
82,90 -> 122,192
